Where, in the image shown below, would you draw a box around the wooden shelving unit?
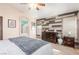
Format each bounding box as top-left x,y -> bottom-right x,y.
36,17 -> 63,33
48,18 -> 63,34
36,17 -> 63,39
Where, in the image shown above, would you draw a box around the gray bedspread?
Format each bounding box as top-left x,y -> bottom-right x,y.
9,37 -> 49,55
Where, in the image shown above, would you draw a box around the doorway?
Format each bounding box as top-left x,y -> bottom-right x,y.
0,16 -> 3,40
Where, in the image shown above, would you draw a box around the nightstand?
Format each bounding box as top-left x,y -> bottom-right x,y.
63,36 -> 75,48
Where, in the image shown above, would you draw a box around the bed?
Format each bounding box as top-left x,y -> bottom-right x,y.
0,36 -> 54,55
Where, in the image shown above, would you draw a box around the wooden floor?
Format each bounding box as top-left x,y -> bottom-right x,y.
52,43 -> 79,55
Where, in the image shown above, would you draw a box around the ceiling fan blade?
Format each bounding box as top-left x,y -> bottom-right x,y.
36,7 -> 40,10
37,3 -> 45,6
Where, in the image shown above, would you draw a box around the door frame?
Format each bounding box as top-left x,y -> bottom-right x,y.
0,16 -> 3,40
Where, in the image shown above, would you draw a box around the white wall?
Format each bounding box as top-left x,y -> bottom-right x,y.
0,4 -> 29,40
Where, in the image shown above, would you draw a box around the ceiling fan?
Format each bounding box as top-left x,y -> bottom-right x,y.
36,3 -> 45,10
29,3 -> 45,10
20,3 -> 45,10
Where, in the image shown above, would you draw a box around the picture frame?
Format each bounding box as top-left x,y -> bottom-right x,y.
8,19 -> 16,28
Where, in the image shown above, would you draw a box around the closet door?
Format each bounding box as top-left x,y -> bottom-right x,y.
0,16 -> 3,40
62,16 -> 76,39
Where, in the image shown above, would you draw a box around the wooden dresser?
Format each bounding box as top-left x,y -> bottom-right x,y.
42,31 -> 58,43
42,31 -> 75,48
63,36 -> 75,48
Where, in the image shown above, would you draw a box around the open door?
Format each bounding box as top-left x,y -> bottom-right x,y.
19,17 -> 29,37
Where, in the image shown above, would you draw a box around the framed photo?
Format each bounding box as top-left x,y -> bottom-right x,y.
8,19 -> 16,28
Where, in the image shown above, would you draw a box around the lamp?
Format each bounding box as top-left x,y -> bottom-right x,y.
57,32 -> 63,45
68,32 -> 72,37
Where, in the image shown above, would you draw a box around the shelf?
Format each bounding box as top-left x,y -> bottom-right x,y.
54,21 -> 62,23
52,25 -> 62,27
56,30 -> 62,32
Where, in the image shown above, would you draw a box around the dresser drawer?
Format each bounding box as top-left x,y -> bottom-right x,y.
64,42 -> 74,45
63,36 -> 74,47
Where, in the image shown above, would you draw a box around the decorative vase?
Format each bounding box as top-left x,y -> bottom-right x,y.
58,38 -> 63,45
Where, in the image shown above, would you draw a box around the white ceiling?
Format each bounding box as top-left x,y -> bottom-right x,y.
10,3 -> 79,19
